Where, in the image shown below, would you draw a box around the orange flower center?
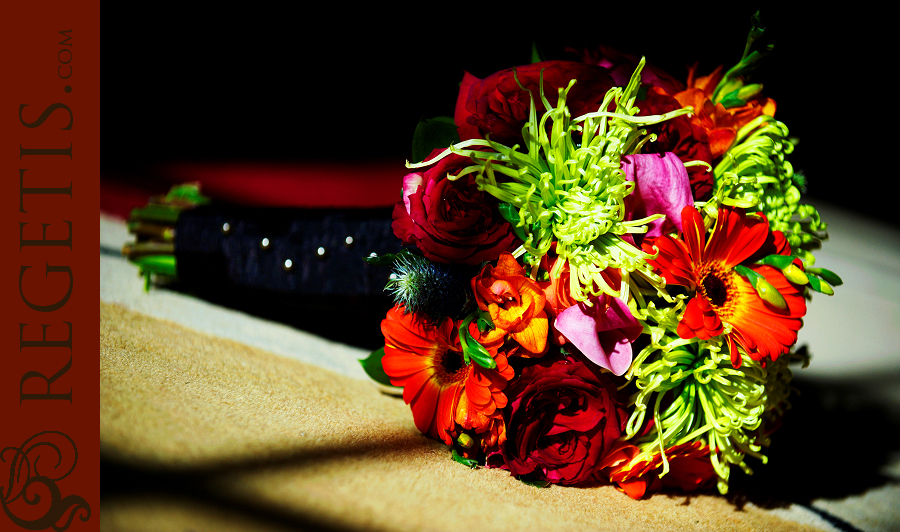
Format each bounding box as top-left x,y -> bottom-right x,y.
697,263 -> 736,315
433,347 -> 468,386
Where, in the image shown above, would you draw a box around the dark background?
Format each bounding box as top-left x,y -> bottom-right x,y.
102,6 -> 892,226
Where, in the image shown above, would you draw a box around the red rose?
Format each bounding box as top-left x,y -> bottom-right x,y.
567,45 -> 685,96
487,352 -> 626,485
454,61 -> 615,146
392,150 -> 518,264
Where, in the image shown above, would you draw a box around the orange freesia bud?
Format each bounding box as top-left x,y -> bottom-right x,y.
471,253 -> 548,356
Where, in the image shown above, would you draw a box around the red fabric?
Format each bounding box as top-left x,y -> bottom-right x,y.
101,160 -> 404,219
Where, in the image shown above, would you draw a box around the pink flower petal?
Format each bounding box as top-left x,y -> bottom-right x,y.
621,152 -> 693,239
555,296 -> 642,375
401,173 -> 423,214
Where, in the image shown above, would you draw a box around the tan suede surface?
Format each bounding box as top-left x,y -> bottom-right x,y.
100,302 -> 828,532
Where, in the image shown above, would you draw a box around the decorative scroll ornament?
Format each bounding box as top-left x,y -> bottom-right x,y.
1,431 -> 91,531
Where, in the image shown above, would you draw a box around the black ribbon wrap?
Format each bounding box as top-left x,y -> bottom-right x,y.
175,206 -> 398,297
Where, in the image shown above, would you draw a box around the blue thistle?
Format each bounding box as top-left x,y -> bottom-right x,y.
386,252 -> 474,321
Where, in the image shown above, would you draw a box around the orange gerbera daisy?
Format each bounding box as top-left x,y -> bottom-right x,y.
644,206 -> 806,367
381,305 -> 513,446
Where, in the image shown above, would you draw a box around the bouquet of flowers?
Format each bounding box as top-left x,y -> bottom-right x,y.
361,18 -> 840,498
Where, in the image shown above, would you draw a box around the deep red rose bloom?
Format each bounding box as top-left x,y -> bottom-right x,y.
567,45 -> 685,96
392,150 -> 518,265
454,61 -> 615,146
487,352 -> 626,486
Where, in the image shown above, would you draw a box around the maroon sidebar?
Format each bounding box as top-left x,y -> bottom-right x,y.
0,2 -> 99,531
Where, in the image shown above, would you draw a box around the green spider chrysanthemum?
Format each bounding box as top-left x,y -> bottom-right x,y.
409,59 -> 691,302
622,300 -> 795,494
704,115 -> 828,265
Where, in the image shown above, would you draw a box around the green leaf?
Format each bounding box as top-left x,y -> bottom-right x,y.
364,248 -> 415,267
129,204 -> 182,224
498,202 -> 521,224
498,202 -> 529,242
712,12 -> 773,106
451,448 -> 479,469
718,83 -> 763,109
364,253 -> 396,267
755,255 -> 810,284
458,313 -> 496,370
133,255 -> 177,277
807,275 -> 834,295
756,254 -> 796,269
734,264 -> 760,283
165,183 -> 210,205
792,171 -> 807,192
519,477 -> 551,488
807,267 -> 843,286
718,91 -> 746,109
359,347 -> 399,387
411,116 -> 459,164
530,42 -> 543,64
635,84 -> 648,101
746,11 -> 766,55
476,309 -> 494,333
461,326 -> 496,370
